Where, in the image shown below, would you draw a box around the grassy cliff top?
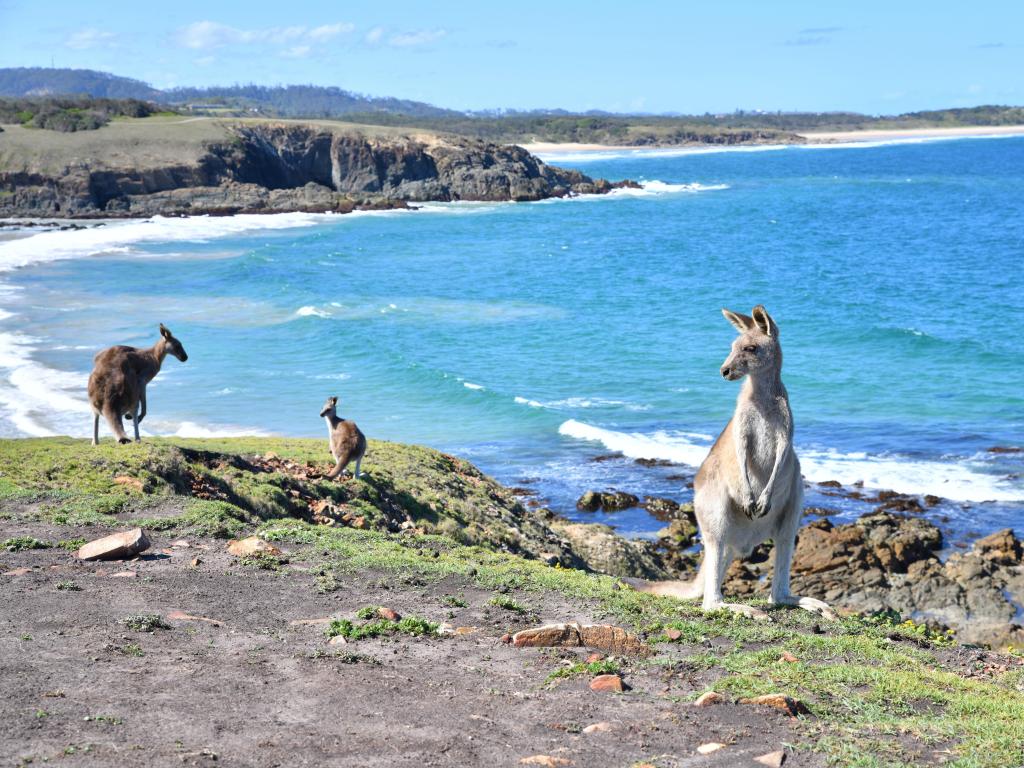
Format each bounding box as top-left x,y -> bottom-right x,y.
0,116 -> 443,175
2,437 -> 1024,766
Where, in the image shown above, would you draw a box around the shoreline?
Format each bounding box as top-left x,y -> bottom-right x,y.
521,124 -> 1024,154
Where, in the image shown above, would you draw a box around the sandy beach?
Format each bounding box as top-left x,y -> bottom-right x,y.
521,124 -> 1024,154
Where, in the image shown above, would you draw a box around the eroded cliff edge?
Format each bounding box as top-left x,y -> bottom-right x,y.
0,120 -> 632,217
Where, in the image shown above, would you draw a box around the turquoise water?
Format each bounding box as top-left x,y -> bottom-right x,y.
1,135 -> 1022,540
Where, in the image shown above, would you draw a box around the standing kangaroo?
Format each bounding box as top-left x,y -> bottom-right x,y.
88,324 -> 188,445
632,306 -> 835,620
320,396 -> 367,480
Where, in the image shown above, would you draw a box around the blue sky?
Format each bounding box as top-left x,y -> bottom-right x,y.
0,0 -> 1020,114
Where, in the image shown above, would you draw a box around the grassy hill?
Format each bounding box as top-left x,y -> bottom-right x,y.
1,437 -> 1024,766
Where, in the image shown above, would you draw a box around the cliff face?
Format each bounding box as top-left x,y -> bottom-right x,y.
0,123 -> 625,218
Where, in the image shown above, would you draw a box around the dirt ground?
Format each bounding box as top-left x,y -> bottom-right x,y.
1,516 -> 822,768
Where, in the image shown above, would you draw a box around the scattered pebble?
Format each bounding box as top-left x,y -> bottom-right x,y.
755,750 -> 787,767
739,693 -> 811,717
779,651 -> 799,663
693,691 -> 724,707
226,536 -> 281,557
78,528 -> 150,561
697,742 -> 726,754
589,674 -> 624,693
581,721 -> 614,734
520,757 -> 572,767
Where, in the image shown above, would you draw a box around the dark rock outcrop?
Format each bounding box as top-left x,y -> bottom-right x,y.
0,123 -> 628,217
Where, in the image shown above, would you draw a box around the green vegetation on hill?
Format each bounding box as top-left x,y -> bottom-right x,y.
0,96 -> 171,132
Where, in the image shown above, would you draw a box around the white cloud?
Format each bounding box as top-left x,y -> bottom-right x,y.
364,26 -> 385,45
280,45 -> 311,59
309,23 -> 354,42
176,20 -> 352,51
65,28 -> 118,50
388,29 -> 447,48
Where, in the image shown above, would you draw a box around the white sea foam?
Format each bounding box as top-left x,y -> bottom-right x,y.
608,180 -> 730,197
295,305 -> 332,318
165,420 -> 271,438
0,213 -> 332,274
462,382 -> 485,391
558,419 -> 1024,503
516,395 -> 650,412
559,419 -> 711,466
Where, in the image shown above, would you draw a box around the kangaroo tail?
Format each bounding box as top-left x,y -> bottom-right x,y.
102,405 -> 129,444
325,453 -> 350,480
621,559 -> 705,600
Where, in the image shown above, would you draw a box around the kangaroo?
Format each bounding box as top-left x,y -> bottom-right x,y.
88,324 -> 188,445
320,396 -> 367,480
631,306 -> 835,621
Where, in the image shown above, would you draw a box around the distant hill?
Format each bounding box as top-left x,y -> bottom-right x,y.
0,68 -> 458,119
0,67 -> 162,100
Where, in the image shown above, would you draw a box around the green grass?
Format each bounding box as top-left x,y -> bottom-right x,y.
325,615 -> 440,641
488,594 -> 529,613
546,659 -> 621,683
121,614 -> 170,633
2,536 -> 49,551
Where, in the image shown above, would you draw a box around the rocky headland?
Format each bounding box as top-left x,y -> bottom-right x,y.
0,118 -> 634,218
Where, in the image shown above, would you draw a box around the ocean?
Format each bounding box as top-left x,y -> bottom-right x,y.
1,134 -> 1022,543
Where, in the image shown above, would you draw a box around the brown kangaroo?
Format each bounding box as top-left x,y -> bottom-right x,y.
320,396 -> 367,480
630,306 -> 835,621
88,324 -> 188,445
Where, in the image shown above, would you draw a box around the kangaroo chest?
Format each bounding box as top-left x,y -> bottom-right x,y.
735,400 -> 791,480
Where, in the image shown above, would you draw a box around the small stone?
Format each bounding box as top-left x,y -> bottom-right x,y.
454,626 -> 477,636
581,721 -> 614,734
513,624 -> 582,648
584,652 -> 603,663
779,651 -> 799,663
189,557 -> 202,568
78,528 -> 151,561
697,743 -> 726,755
3,567 -> 32,577
328,635 -> 347,646
500,634 -> 512,644
520,756 -> 572,767
226,536 -> 282,557
693,691 -> 724,707
739,693 -> 811,717
378,607 -> 401,621
167,610 -> 224,626
589,674 -> 624,693
665,628 -> 682,641
351,516 -> 367,529
754,750 -> 787,767
109,571 -> 137,578
171,540 -> 190,548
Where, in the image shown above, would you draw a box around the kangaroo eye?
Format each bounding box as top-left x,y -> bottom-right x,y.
744,345 -> 757,353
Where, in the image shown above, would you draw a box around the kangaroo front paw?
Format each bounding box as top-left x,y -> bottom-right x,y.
773,595 -> 838,621
706,601 -> 771,621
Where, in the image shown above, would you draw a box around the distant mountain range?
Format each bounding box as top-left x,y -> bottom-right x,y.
2,67 -> 1022,145
0,67 -> 460,118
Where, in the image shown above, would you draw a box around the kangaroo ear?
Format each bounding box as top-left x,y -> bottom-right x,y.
330,396 -> 338,405
722,308 -> 755,333
159,323 -> 171,339
751,305 -> 777,337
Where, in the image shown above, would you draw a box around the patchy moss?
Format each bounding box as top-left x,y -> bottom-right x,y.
121,614 -> 170,633
546,659 -> 621,683
3,536 -> 49,552
325,615 -> 440,641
